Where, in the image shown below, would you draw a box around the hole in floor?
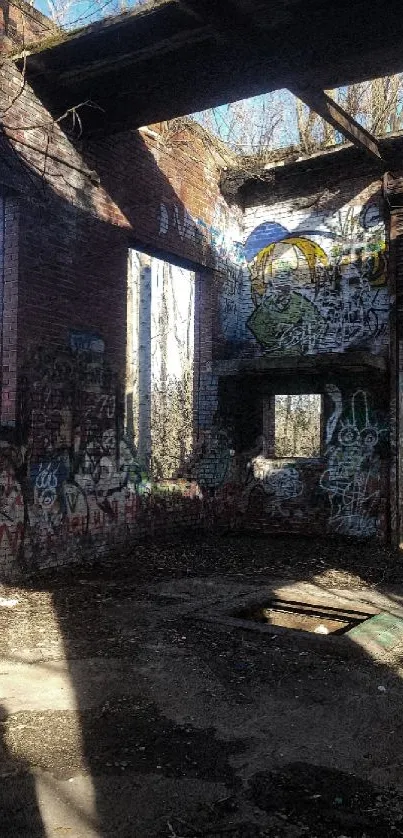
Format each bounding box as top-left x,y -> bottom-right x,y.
231,599 -> 373,635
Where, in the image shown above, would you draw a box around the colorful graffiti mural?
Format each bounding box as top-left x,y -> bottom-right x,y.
219,201 -> 388,356
0,333 -> 208,570
11,338 -> 151,558
205,195 -> 390,539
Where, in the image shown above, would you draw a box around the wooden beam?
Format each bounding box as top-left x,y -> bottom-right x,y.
21,0 -> 403,136
175,0 -> 260,45
290,85 -> 385,164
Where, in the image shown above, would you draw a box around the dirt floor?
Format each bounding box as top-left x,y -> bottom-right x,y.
1,534 -> 403,837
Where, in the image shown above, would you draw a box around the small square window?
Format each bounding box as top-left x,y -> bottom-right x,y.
274,394 -> 322,458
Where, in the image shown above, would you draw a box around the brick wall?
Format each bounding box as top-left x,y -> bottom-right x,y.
0,58 -> 243,577
0,0 -> 57,53
0,53 -> 397,578
217,178 -> 387,359
197,159 -> 391,541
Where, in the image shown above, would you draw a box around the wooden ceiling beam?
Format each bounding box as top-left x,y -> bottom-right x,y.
290,85 -> 385,164
175,0 -> 260,44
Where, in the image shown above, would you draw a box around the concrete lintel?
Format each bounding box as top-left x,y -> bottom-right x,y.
212,353 -> 388,378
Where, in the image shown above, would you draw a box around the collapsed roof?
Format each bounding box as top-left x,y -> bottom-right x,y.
17,0 -> 403,142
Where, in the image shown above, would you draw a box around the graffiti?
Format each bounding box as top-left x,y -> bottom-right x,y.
0,447 -> 25,559
69,330 -> 105,355
242,204 -> 388,355
324,383 -> 343,445
30,408 -> 72,461
326,204 -> 386,287
64,483 -> 83,515
16,338 -> 155,560
27,346 -> 112,400
74,430 -> 145,516
248,280 -> 389,354
218,272 -> 247,344
244,222 -> 331,298
0,466 -> 24,523
243,457 -> 304,517
158,202 -> 244,267
31,457 -> 68,509
360,203 -> 382,231
81,393 -> 116,426
320,388 -> 387,537
0,522 -> 24,557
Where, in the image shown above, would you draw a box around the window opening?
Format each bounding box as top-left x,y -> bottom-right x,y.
274,394 -> 322,458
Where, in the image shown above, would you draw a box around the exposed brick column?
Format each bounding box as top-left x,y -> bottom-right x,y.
0,194 -> 19,428
385,172 -> 403,546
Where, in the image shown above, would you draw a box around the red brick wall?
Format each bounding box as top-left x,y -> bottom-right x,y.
0,55 -> 394,579
0,0 -> 57,53
0,59 -> 242,577
197,163 -> 390,542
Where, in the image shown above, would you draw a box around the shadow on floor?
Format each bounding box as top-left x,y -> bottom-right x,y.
2,533 -> 403,837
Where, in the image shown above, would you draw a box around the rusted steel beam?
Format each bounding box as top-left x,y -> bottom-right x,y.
290,86 -> 385,164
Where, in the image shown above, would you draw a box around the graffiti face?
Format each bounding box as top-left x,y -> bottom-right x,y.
242,204 -> 388,356
248,235 -> 328,305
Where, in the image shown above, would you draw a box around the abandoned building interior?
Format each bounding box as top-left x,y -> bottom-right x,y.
0,0 -> 403,580
5,2 -> 403,837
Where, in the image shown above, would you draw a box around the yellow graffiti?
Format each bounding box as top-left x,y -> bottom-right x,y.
339,240 -> 387,287
250,237 -> 328,299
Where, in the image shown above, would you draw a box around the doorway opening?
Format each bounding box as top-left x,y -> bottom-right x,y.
126,250 -> 195,481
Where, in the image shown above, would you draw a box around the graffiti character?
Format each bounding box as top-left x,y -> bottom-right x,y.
244,221 -> 331,352
320,388 -> 387,537
243,208 -> 388,355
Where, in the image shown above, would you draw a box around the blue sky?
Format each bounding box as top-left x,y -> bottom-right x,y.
35,0 -> 138,28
